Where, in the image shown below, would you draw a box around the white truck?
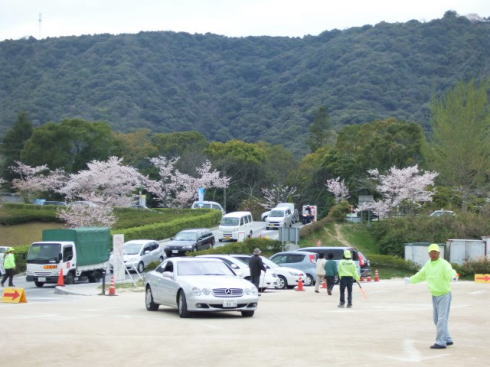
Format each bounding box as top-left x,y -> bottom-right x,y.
26,227 -> 112,287
264,203 -> 298,230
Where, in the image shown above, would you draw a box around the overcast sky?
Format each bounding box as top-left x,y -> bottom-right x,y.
0,0 -> 489,41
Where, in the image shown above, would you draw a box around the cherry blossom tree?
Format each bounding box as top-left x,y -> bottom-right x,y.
147,156 -> 230,207
10,161 -> 67,202
326,177 -> 350,203
260,185 -> 297,209
57,203 -> 116,228
362,165 -> 438,217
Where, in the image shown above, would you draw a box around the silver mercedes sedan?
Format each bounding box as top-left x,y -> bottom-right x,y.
145,257 -> 259,318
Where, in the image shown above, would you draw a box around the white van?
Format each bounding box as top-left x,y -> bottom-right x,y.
191,200 -> 225,215
218,211 -> 254,241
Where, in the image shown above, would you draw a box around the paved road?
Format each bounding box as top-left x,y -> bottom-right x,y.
1,279 -> 487,367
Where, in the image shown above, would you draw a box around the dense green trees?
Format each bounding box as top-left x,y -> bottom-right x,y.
1,112 -> 33,181
427,80 -> 490,207
0,12 -> 488,153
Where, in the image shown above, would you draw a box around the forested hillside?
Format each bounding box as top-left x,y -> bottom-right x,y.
1,11 -> 489,152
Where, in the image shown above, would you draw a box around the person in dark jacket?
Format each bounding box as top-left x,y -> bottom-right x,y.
249,248 -> 266,293
324,253 -> 338,296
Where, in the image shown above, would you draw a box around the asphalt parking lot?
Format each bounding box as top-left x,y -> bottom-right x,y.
1,279 -> 488,367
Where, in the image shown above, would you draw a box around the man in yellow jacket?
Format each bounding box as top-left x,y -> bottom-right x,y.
1,247 -> 16,287
406,243 -> 457,349
337,249 -> 360,308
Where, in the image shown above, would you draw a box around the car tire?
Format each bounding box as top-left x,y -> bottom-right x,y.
241,310 -> 254,317
277,275 -> 288,289
178,290 -> 190,318
137,261 -> 144,273
34,281 -> 44,288
210,239 -> 215,248
159,256 -> 164,262
145,286 -> 159,311
304,274 -> 314,286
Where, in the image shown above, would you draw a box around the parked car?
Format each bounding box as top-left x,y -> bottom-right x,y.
231,254 -> 305,289
198,254 -> 278,291
145,257 -> 259,317
430,209 -> 455,217
297,246 -> 371,278
164,229 -> 215,257
218,211 -> 254,242
120,240 -> 165,273
191,200 -> 225,215
269,251 -> 318,286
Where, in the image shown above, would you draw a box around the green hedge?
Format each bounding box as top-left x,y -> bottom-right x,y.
299,216 -> 333,238
368,254 -> 420,272
0,203 -> 60,225
114,210 -> 222,241
453,259 -> 490,279
195,238 -> 283,256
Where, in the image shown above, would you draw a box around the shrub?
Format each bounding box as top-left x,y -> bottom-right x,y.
115,210 -> 222,241
300,216 -> 333,238
368,254 -> 420,272
453,259 -> 490,279
326,200 -> 351,222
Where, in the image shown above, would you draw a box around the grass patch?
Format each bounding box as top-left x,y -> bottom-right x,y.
1,222 -> 65,246
375,266 -> 414,279
340,224 -> 379,254
299,222 -> 343,247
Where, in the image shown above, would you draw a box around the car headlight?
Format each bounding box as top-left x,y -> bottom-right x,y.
192,287 -> 211,296
245,287 -> 258,295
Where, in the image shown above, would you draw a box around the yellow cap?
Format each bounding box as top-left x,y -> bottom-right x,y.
343,249 -> 352,258
427,243 -> 440,253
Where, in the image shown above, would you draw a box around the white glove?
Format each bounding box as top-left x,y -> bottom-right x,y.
404,277 -> 410,285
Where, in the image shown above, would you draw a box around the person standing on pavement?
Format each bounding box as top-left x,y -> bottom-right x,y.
324,253 -> 338,295
405,243 -> 457,349
249,248 -> 266,294
314,253 -> 327,293
1,248 -> 16,287
337,249 -> 360,308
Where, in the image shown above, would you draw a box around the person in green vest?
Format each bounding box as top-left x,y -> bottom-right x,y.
324,253 -> 338,296
1,247 -> 16,287
337,249 -> 360,308
405,243 -> 457,349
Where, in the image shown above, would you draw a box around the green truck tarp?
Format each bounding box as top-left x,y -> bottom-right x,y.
42,227 -> 112,266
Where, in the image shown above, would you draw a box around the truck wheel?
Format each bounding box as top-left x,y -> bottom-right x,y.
65,272 -> 75,285
34,281 -> 44,288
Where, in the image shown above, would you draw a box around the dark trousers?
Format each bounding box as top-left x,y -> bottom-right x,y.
326,276 -> 336,292
251,274 -> 261,291
339,276 -> 353,305
1,269 -> 14,286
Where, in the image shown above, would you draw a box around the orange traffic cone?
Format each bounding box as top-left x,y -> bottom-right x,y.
374,269 -> 380,282
321,279 -> 327,288
295,277 -> 305,291
108,276 -> 117,296
57,268 -> 65,287
367,275 -> 372,282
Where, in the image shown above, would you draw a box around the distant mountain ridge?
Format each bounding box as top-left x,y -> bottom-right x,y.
0,11 -> 489,152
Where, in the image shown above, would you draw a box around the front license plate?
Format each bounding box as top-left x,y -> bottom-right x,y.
223,300 -> 237,308
37,277 -> 46,282
172,250 -> 178,254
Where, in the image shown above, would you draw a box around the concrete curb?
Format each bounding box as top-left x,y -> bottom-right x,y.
54,285 -> 101,296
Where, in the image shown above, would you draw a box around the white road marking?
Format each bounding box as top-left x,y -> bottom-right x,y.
378,339 -> 449,362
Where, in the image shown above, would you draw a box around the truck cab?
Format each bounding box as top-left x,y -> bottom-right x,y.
26,241 -> 77,287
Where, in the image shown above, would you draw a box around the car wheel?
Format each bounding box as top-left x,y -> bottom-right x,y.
241,310 -> 254,317
137,261 -> 144,273
304,274 -> 314,286
210,239 -> 215,248
178,290 -> 190,318
159,256 -> 164,262
34,281 -> 44,288
145,286 -> 159,311
277,275 -> 288,289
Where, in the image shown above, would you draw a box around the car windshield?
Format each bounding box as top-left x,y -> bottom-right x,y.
27,243 -> 61,262
123,243 -> 143,255
175,232 -> 198,241
177,261 -> 235,276
220,217 -> 239,226
270,210 -> 284,217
